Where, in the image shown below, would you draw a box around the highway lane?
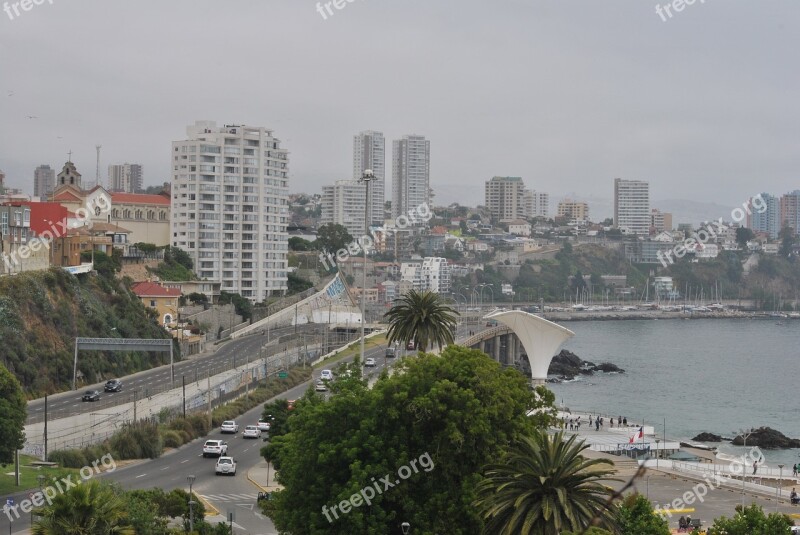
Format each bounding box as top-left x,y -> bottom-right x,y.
25,324 -> 327,423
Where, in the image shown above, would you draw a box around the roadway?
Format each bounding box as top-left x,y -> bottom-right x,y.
3,324 -> 439,534
25,325 -> 324,424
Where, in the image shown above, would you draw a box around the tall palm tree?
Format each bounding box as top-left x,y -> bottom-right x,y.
32,479 -> 134,535
384,290 -> 459,352
474,431 -> 618,535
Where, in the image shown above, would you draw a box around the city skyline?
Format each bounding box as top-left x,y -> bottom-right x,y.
2,1 -> 798,208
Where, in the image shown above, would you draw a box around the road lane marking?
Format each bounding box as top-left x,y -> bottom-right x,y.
135,473 -> 147,478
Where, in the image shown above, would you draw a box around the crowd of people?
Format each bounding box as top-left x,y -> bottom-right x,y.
561,414 -> 630,432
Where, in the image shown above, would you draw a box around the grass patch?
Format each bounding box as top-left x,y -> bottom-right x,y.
0,455 -> 79,495
314,333 -> 388,368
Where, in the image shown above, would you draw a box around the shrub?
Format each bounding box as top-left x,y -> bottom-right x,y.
110,421 -> 163,460
162,430 -> 184,449
48,449 -> 88,468
186,414 -> 210,437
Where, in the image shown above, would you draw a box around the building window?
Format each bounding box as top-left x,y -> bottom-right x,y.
150,300 -> 156,307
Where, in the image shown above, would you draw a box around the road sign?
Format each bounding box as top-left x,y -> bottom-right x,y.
278,372 -> 288,379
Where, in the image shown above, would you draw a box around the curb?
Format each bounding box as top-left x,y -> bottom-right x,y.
247,467 -> 269,492
196,493 -> 219,517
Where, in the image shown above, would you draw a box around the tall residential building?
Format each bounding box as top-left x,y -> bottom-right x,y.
485,176 -> 526,222
613,178 -> 650,235
392,134 -> 431,220
780,190 -> 800,236
650,208 -> 673,234
524,190 -> 549,218
400,257 -> 450,294
557,199 -> 589,222
170,120 -> 289,301
108,163 -> 143,193
0,168 -> 5,193
33,165 -> 55,200
748,192 -> 779,239
320,180 -> 367,237
353,131 -> 385,226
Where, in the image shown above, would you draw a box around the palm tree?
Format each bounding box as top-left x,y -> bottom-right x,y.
32,479 -> 134,535
474,431 -> 618,535
384,290 -> 459,352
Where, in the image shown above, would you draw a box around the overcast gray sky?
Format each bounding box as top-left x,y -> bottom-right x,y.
1,0 -> 798,215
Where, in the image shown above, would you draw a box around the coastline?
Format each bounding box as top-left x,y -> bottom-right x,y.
542,310 -> 797,322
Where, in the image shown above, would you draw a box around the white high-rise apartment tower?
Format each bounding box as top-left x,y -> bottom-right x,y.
171,121 -> 289,301
613,178 -> 650,236
392,135 -> 431,220
320,180 -> 367,237
33,164 -> 55,199
108,163 -> 143,193
353,131 -> 385,226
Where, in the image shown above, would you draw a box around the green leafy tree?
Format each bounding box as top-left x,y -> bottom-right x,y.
705,503 -> 793,534
219,291 -> 253,321
616,494 -> 670,535
736,227 -> 755,248
287,272 -> 314,295
315,223 -> 354,254
562,529 -> 614,535
267,346 -> 549,534
779,225 -> 796,258
186,292 -> 209,306
289,237 -> 314,251
0,363 -> 26,465
384,290 -> 459,352
32,479 -> 134,535
474,431 -> 617,535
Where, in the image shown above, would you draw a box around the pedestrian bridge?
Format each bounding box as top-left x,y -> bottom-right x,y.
463,311 -> 575,385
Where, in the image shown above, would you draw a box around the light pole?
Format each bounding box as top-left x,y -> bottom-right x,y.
187,474 -> 196,533
358,170 -> 374,370
778,464 -> 785,512
401,521 -> 411,534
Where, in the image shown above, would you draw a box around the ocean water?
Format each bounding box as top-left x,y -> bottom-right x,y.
547,318 -> 800,466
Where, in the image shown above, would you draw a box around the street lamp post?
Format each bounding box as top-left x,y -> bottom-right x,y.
358,170 -> 374,371
778,464 -> 785,512
401,521 -> 411,534
187,474 -> 196,533
655,438 -> 660,469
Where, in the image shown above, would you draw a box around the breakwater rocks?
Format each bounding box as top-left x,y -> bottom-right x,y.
693,427 -> 800,449
546,350 -> 624,382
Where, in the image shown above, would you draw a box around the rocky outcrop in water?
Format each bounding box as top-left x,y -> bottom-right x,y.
692,432 -> 723,442
547,350 -> 624,382
731,427 -> 800,449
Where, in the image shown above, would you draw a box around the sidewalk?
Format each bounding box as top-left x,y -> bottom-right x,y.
247,460 -> 283,493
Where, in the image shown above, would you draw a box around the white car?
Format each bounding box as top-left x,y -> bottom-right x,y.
364,357 -> 376,367
242,425 -> 261,439
215,456 -> 236,476
320,369 -> 333,381
220,420 -> 239,434
202,439 -> 228,457
257,419 -> 271,432
315,380 -> 327,392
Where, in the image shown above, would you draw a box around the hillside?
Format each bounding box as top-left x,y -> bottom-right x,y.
0,268 -> 177,396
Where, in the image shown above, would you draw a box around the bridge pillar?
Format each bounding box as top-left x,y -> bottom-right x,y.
485,311 -> 575,384
492,336 -> 500,361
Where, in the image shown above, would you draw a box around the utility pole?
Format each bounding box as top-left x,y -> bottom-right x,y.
358,170 -> 374,369
133,389 -> 137,422
44,395 -> 48,461
182,375 -> 186,418
207,371 -> 212,428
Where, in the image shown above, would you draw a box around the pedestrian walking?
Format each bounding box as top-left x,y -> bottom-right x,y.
595,420 -> 600,431
610,418 -> 614,428
753,460 -> 758,475
793,464 -> 797,477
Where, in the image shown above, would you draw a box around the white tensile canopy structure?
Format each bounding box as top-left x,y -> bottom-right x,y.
484,310 -> 575,385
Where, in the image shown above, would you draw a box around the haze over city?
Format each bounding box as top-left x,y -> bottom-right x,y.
2,0 -> 799,212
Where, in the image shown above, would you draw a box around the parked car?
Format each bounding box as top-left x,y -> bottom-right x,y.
215,456 -> 236,476
82,390 -> 100,402
364,357 -> 376,367
220,420 -> 239,434
104,379 -> 122,392
320,369 -> 334,381
315,380 -> 327,392
257,419 -> 271,432
242,425 -> 261,439
202,440 -> 228,457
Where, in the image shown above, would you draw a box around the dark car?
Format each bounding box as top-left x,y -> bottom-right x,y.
82,390 -> 100,402
104,379 -> 122,392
